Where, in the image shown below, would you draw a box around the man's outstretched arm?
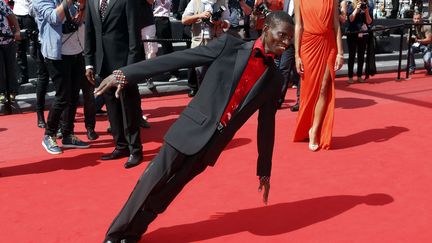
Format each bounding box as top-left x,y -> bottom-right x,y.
94,34 -> 229,96
256,93 -> 278,205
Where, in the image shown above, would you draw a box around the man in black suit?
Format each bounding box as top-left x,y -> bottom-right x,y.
84,0 -> 144,168
96,11 -> 294,243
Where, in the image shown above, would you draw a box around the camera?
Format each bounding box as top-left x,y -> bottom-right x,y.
62,1 -> 80,34
211,6 -> 226,22
19,29 -> 39,40
62,20 -> 79,34
360,2 -> 368,10
202,6 -> 226,25
256,2 -> 271,17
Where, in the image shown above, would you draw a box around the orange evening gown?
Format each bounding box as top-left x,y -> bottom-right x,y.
293,0 -> 337,149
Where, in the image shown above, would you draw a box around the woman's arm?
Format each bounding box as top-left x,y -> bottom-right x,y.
334,0 -> 344,70
349,1 -> 361,22
6,13 -> 22,40
294,0 -> 304,75
363,2 -> 373,25
339,0 -> 347,24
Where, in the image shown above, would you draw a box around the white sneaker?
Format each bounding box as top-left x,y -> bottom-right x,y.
168,75 -> 179,82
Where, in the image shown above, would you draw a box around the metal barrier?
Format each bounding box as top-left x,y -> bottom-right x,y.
146,24 -> 414,80
345,24 -> 405,80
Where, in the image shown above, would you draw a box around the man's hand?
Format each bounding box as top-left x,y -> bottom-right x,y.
85,68 -> 96,85
258,176 -> 270,205
94,74 -> 123,98
200,11 -> 212,20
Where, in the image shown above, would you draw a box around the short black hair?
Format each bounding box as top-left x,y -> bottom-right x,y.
264,11 -> 294,28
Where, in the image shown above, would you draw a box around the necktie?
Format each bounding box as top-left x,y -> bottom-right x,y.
100,0 -> 108,21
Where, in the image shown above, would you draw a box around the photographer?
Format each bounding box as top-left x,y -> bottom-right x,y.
408,14 -> 432,75
13,0 -> 48,87
0,0 -> 21,105
227,0 -> 253,39
33,0 -> 90,154
252,0 -> 283,35
182,0 -> 230,91
343,0 -> 373,83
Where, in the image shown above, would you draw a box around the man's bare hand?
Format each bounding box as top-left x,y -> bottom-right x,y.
94,74 -> 122,98
258,176 -> 270,205
85,68 -> 96,85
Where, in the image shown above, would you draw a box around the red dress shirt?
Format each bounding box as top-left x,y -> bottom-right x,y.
220,38 -> 274,127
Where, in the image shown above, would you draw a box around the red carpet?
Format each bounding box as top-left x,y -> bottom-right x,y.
1,71 -> 432,242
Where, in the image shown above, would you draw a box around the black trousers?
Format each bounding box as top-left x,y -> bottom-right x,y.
35,43 -> 50,113
103,78 -> 142,156
80,74 -> 96,130
105,131 -> 224,241
16,15 -> 48,83
155,17 -> 174,55
347,34 -> 368,78
44,54 -> 84,137
277,45 -> 300,105
0,42 -> 18,94
155,17 -> 179,77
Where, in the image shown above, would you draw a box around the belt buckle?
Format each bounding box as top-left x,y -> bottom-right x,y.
216,122 -> 225,132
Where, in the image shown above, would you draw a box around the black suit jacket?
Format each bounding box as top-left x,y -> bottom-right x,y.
84,0 -> 142,74
121,34 -> 283,176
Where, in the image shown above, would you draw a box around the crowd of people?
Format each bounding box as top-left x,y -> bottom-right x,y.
1,0 -> 431,242
0,0 -> 430,154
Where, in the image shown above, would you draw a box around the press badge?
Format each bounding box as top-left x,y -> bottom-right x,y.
239,18 -> 244,26
203,27 -> 211,39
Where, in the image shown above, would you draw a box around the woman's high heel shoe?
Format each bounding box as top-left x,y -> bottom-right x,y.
308,128 -> 319,151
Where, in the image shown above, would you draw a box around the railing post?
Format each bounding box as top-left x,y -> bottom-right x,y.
397,30 -> 404,80
406,25 -> 413,79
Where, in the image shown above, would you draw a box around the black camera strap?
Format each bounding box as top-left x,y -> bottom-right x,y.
62,0 -> 74,23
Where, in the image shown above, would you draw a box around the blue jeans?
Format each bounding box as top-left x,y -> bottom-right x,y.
409,44 -> 431,71
423,51 -> 432,72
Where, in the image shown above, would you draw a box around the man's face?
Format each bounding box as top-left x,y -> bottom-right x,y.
413,14 -> 422,24
263,21 -> 293,56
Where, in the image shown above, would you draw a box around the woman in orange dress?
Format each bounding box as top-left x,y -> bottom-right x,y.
293,0 -> 344,151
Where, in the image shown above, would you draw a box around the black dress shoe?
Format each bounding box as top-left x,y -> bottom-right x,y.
37,111 -> 46,128
124,154 -> 143,169
290,103 -> 299,112
140,118 -> 150,128
120,239 -> 138,243
188,89 -> 197,97
101,149 -> 130,160
86,128 -> 99,140
104,237 -> 138,243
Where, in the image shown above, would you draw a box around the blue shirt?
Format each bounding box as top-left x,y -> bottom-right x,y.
33,0 -> 77,60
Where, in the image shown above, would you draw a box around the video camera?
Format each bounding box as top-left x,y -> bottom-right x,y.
256,2 -> 271,17
202,6 -> 227,25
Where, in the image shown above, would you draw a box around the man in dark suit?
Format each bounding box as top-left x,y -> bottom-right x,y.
95,11 -> 294,243
84,0 -> 144,167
